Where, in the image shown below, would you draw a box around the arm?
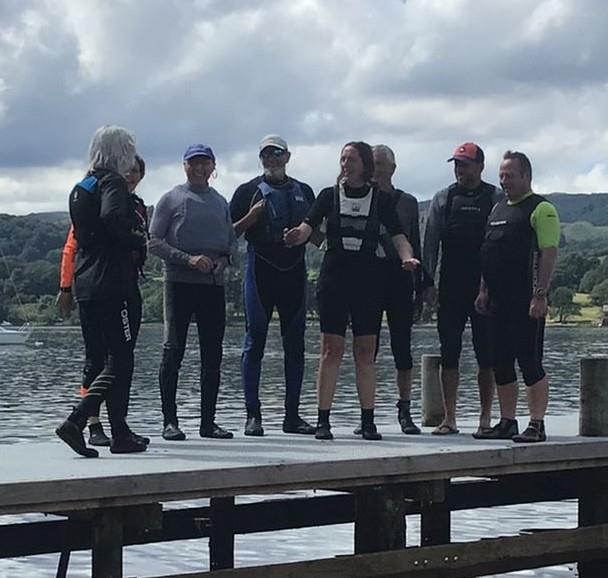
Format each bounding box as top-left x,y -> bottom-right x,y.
233,199 -> 265,237
56,225 -> 77,316
529,246 -> 557,319
529,201 -> 560,319
391,233 -> 419,271
475,276 -> 490,315
148,192 -> 194,267
284,187 -> 332,247
214,202 -> 239,274
99,174 -> 146,250
422,191 -> 445,305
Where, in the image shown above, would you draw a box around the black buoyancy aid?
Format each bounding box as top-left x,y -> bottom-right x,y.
254,180 -> 310,244
69,174 -> 101,248
325,182 -> 382,257
442,182 -> 496,253
480,193 -> 545,292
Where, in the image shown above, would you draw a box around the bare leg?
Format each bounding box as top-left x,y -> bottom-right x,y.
437,366 -> 459,430
497,382 -> 518,420
526,376 -> 549,421
317,333 -> 345,410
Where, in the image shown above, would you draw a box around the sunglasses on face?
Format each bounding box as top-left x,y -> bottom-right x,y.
260,148 -> 287,159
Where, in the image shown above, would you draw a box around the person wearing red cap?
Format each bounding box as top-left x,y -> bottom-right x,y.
422,142 -> 502,436
475,150 -> 559,442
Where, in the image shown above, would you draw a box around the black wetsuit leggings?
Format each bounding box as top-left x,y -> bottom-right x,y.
158,282 -> 226,428
72,295 -> 140,439
79,292 -> 142,418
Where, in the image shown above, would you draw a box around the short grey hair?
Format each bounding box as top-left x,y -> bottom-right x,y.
88,125 -> 136,176
372,144 -> 396,165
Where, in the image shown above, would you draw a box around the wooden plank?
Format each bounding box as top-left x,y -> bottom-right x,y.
149,523 -> 608,578
3,437 -> 608,515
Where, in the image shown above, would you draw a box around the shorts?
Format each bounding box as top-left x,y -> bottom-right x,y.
490,300 -> 546,387
437,282 -> 492,369
316,253 -> 383,337
380,261 -> 414,370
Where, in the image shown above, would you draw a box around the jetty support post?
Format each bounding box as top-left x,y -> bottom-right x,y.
209,497 -> 236,570
579,358 -> 608,577
91,508 -> 123,578
418,479 -> 451,546
354,485 -> 405,554
88,503 -> 162,578
421,354 -> 444,427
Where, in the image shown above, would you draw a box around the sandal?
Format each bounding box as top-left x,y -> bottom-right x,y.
432,424 -> 459,435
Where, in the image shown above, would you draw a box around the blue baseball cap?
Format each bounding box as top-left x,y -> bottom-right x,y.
183,144 -> 215,161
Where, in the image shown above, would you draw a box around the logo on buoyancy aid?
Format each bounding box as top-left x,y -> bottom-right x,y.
69,175 -> 101,248
256,180 -> 309,243
120,302 -> 132,342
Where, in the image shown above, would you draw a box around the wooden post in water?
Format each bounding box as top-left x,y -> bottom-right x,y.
209,497 -> 235,570
421,354 -> 443,427
354,485 -> 405,554
580,357 -> 608,436
579,358 -> 608,577
91,508 -> 123,578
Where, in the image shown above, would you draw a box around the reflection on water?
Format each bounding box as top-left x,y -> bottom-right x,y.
1,323 -> 600,577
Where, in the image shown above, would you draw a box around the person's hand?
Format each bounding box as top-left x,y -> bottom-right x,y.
56,291 -> 74,317
188,254 -> 214,273
475,291 -> 490,315
284,226 -> 305,247
248,199 -> 266,222
423,286 -> 438,306
529,295 -> 548,319
213,256 -> 229,275
401,258 -> 420,271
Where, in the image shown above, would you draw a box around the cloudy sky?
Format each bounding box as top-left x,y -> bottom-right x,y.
1,0 -> 607,214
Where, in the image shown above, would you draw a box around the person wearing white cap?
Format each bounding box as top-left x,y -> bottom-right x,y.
230,135 -> 316,436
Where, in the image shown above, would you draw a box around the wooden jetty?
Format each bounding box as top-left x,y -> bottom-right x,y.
2,417 -> 608,578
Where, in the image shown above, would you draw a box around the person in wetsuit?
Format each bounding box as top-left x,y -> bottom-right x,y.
230,135 -> 316,436
284,141 -> 419,441
55,125 -> 148,457
422,142 -> 501,437
56,155 -> 148,447
149,144 -> 237,442
475,150 -> 560,443
371,144 -> 425,434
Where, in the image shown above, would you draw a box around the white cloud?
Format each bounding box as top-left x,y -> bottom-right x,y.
1,0 -> 608,213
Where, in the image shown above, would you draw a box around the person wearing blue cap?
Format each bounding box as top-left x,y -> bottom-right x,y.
149,143 -> 237,441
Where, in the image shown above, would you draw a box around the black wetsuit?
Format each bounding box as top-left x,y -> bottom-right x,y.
69,169 -> 146,440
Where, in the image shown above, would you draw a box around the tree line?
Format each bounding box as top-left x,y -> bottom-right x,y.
1,208 -> 608,325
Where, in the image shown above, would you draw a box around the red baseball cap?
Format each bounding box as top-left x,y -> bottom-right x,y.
447,142 -> 484,164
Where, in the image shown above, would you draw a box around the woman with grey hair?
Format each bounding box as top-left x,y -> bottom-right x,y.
56,125 -> 149,457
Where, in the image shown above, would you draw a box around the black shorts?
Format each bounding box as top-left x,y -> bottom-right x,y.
437,283 -> 492,369
380,261 -> 414,370
316,253 -> 383,337
490,300 -> 546,387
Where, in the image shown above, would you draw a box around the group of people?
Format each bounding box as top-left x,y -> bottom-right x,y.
54,125 -> 560,458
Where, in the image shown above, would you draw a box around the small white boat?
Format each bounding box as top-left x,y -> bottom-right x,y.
0,323 -> 31,345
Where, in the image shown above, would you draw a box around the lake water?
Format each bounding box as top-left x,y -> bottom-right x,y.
1,323 -> 605,577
